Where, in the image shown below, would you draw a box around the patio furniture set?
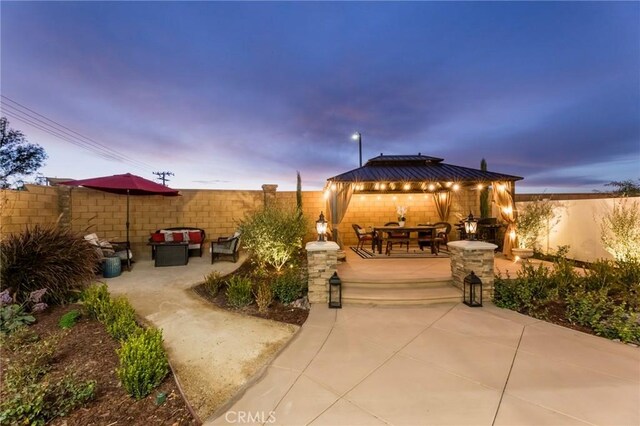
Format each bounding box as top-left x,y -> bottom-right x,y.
353,222 -> 452,255
149,227 -> 241,267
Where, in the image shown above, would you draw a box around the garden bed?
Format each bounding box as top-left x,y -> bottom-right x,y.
493,255 -> 640,345
0,304 -> 197,425
193,261 -> 309,327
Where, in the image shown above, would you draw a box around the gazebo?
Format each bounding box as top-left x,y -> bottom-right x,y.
324,154 -> 523,256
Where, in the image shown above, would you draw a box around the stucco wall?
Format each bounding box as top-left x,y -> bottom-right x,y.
515,195 -> 640,263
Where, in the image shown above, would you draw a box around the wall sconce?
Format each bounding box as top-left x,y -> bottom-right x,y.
464,212 -> 478,240
316,211 -> 328,242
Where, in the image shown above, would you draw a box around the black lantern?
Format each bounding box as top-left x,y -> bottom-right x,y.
328,272 -> 342,309
316,211 -> 328,242
463,271 -> 483,307
464,212 -> 478,241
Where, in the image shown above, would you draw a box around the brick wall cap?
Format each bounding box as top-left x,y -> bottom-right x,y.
448,241 -> 497,250
306,241 -> 340,252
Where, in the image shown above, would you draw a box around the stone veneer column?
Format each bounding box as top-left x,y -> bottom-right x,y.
305,241 -> 340,304
448,240 -> 498,300
261,184 -> 278,206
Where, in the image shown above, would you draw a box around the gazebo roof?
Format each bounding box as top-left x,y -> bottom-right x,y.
327,154 -> 523,184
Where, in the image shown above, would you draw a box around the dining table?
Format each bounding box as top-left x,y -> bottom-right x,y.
372,225 -> 439,255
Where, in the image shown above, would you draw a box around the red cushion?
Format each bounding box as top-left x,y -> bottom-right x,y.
151,232 -> 165,243
172,232 -> 184,242
188,231 -> 202,244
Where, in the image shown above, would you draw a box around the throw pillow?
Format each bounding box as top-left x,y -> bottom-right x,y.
172,232 -> 184,242
151,232 -> 165,243
188,231 -> 202,244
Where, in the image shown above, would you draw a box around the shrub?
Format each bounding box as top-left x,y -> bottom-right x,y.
226,275 -> 253,309
582,259 -> 618,292
273,269 -> 303,304
0,224 -> 100,305
565,289 -> 611,327
593,304 -> 640,344
549,246 -> 581,299
240,204 -> 308,271
600,197 -> 640,262
493,262 -> 554,314
105,297 -> 141,341
3,331 -> 62,390
82,283 -> 111,322
203,271 -> 224,297
117,328 -> 169,399
59,309 -> 81,329
0,330 -> 93,426
254,280 -> 273,314
0,326 -> 39,351
0,374 -> 95,425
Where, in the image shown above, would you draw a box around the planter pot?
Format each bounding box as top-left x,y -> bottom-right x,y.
512,248 -> 534,260
398,221 -> 406,227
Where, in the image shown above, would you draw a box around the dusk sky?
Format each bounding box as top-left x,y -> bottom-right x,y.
1,2 -> 638,192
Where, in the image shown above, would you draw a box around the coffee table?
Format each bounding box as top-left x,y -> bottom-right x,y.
150,242 -> 189,267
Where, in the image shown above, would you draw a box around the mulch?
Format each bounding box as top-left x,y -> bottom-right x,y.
0,305 -> 198,426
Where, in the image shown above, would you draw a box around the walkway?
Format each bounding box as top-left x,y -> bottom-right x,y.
210,303 -> 640,425
103,254 -> 298,421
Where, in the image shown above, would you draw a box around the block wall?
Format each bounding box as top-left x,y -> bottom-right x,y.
0,185 -> 60,238
1,184 -> 479,253
69,188 -> 265,253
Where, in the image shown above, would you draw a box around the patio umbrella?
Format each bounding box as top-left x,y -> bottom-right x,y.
60,173 -> 180,269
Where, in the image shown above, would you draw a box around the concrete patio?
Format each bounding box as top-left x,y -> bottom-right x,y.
210,303 -> 640,425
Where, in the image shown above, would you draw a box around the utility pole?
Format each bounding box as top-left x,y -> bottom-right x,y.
153,171 -> 174,186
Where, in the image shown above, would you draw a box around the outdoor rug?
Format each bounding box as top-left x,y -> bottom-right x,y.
350,246 -> 450,259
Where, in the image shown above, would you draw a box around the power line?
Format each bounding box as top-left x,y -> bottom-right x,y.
0,95 -> 157,172
0,97 -> 155,171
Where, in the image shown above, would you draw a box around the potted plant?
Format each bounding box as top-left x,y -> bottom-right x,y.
396,205 -> 408,227
513,197 -> 556,259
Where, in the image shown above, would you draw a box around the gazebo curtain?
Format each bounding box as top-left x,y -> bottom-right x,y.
433,191 -> 452,222
327,182 -> 354,248
492,181 -> 517,256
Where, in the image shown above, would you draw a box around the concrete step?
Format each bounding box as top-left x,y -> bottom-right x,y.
342,284 -> 463,306
341,277 -> 453,289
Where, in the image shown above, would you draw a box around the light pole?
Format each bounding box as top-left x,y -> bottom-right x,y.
351,132 -> 362,167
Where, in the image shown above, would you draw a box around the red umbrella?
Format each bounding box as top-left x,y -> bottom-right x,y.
60,173 -> 180,269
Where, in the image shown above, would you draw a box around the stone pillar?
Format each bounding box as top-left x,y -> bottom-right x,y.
448,241 -> 498,300
261,184 -> 278,206
306,241 -> 339,304
57,185 -> 72,229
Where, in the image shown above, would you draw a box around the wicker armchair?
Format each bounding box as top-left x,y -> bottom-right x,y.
211,231 -> 241,263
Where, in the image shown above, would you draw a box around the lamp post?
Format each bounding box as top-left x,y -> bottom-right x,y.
351,132 -> 362,167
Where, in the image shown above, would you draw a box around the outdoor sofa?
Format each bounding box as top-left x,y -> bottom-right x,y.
149,227 -> 206,259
